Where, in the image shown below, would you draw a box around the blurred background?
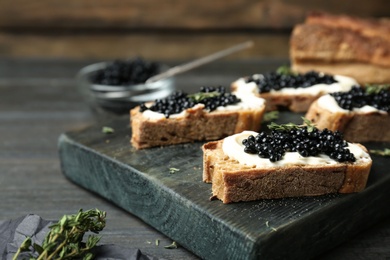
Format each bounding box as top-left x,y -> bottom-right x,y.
1,3 -> 390,259
1,0 -> 390,61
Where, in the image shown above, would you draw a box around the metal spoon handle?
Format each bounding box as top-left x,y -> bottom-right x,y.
145,40 -> 254,83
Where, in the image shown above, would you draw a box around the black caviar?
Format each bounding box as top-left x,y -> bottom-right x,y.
90,57 -> 160,86
246,70 -> 337,93
330,86 -> 390,112
242,127 -> 356,163
139,86 -> 241,118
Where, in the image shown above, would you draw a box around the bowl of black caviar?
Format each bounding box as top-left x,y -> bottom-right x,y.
77,57 -> 175,117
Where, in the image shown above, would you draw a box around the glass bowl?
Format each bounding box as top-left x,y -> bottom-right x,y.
77,61 -> 175,118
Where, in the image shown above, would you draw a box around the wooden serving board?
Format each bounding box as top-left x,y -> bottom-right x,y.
58,112 -> 390,260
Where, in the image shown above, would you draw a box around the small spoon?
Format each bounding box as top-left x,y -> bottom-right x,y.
145,40 -> 254,84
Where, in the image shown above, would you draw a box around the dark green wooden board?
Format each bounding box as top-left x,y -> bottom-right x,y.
58,112 -> 390,260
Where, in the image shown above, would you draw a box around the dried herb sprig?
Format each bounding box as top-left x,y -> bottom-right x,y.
164,241 -> 179,249
365,84 -> 390,95
13,209 -> 106,260
102,126 -> 115,134
169,167 -> 180,174
276,65 -> 296,76
302,117 -> 317,132
268,117 -> 316,132
267,121 -> 297,132
263,111 -> 279,123
369,148 -> 390,156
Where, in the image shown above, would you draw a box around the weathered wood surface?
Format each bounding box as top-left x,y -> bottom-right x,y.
1,0 -> 389,29
0,33 -> 290,60
1,58 -> 390,259
1,1 -> 389,59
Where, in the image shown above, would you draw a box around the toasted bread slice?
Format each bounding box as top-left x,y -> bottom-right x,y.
203,133 -> 372,204
131,101 -> 265,149
231,74 -> 357,112
305,95 -> 390,142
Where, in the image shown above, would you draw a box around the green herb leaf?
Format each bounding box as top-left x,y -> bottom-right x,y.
33,243 -> 44,255
276,65 -> 296,76
187,91 -> 220,102
267,117 -> 316,132
365,84 -> 390,95
369,148 -> 390,156
164,241 -> 179,249
102,126 -> 115,134
169,167 -> 180,174
84,252 -> 94,260
302,117 -> 316,132
86,235 -> 101,248
263,111 -> 279,123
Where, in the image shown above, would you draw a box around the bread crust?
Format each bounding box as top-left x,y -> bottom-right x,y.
131,104 -> 265,149
305,99 -> 390,143
305,11 -> 390,43
290,23 -> 390,67
202,140 -> 372,203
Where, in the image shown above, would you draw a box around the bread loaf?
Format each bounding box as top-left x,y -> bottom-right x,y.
290,12 -> 390,84
203,130 -> 372,204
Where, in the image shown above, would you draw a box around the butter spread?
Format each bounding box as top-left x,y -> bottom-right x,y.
317,94 -> 388,114
222,131 -> 370,168
141,93 -> 265,121
233,74 -> 358,96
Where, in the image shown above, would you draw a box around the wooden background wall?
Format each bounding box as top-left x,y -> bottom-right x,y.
1,0 -> 390,61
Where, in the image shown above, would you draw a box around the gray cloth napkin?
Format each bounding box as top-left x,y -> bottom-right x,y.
0,214 -> 159,260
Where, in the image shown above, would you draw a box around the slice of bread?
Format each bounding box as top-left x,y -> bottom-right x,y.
290,12 -> 390,84
202,132 -> 372,203
231,74 -> 357,112
305,95 -> 390,143
131,99 -> 266,149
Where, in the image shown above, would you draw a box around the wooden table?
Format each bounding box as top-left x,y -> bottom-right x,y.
1,58 -> 389,259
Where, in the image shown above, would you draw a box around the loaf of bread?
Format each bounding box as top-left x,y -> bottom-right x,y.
203,128 -> 372,204
231,69 -> 357,112
130,87 -> 266,149
305,87 -> 390,142
290,12 -> 390,84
